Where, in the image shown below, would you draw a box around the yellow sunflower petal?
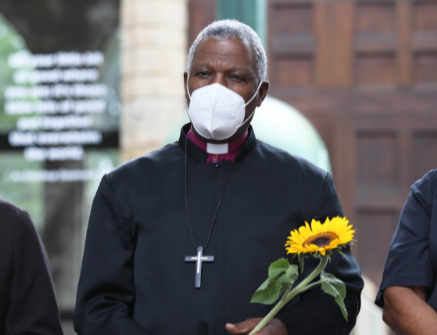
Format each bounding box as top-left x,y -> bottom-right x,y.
311,219 -> 323,234
298,225 -> 309,239
285,216 -> 354,255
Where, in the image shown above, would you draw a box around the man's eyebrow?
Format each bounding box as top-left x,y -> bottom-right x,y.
192,64 -> 252,73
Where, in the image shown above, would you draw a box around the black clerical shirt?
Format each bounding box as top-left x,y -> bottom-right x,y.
376,169 -> 437,310
0,199 -> 63,335
74,124 -> 363,335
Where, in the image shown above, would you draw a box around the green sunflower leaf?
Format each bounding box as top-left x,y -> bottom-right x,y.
284,264 -> 299,285
279,264 -> 299,295
268,258 -> 290,279
320,271 -> 348,321
298,254 -> 305,273
251,276 -> 284,305
251,259 -> 299,305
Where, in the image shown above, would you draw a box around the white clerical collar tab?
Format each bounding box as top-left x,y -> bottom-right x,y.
206,142 -> 229,155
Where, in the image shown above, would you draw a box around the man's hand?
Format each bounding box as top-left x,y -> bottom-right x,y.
383,286 -> 437,335
226,318 -> 288,335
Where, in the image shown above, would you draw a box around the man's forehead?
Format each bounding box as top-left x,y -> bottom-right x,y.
191,38 -> 255,71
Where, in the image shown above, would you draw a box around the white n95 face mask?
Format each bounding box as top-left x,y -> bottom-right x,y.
187,78 -> 263,141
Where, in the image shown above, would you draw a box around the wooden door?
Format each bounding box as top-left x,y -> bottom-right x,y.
268,0 -> 437,285
189,0 -> 437,286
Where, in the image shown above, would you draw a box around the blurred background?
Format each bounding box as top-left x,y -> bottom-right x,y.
1,0 -> 437,334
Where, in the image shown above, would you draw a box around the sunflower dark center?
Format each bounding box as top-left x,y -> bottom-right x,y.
303,232 -> 338,247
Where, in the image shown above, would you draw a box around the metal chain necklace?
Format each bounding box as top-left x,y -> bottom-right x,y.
184,133 -> 235,288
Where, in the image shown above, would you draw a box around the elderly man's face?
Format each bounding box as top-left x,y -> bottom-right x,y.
184,38 -> 269,143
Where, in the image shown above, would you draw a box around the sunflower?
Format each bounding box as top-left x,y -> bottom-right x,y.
285,217 -> 354,256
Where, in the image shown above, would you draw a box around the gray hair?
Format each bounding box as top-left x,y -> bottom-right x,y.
187,19 -> 267,83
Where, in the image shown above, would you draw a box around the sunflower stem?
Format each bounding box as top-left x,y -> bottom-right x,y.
280,287 -> 291,302
299,280 -> 323,293
249,255 -> 329,335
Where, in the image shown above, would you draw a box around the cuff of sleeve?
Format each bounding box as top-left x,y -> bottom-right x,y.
375,273 -> 434,307
275,290 -> 360,335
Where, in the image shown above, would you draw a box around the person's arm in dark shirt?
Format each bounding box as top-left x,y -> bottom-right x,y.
383,286 -> 437,335
74,175 -> 149,335
276,173 -> 363,335
227,173 -> 363,335
376,170 -> 437,334
5,207 -> 63,335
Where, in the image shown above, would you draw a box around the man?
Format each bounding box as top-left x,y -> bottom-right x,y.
74,20 -> 363,335
0,199 -> 63,335
376,169 -> 437,334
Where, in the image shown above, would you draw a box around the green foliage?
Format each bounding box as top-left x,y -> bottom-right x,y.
321,271 -> 348,321
283,263 -> 298,288
251,258 -> 298,305
268,258 -> 289,278
298,254 -> 305,273
0,13 -> 32,132
0,152 -> 44,231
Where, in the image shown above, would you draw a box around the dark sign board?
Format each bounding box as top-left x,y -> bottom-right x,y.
0,1 -> 120,331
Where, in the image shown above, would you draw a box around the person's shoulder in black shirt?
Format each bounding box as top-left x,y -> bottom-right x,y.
0,199 -> 63,335
376,169 -> 437,334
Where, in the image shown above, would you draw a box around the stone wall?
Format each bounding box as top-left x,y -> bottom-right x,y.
121,0 -> 188,162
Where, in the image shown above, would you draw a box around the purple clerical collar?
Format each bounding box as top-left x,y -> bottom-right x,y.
187,127 -> 248,163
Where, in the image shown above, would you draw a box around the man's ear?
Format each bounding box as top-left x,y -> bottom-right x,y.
257,81 -> 270,107
184,72 -> 188,99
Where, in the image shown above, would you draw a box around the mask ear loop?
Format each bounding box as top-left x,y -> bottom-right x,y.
186,74 -> 192,101
241,79 -> 264,126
